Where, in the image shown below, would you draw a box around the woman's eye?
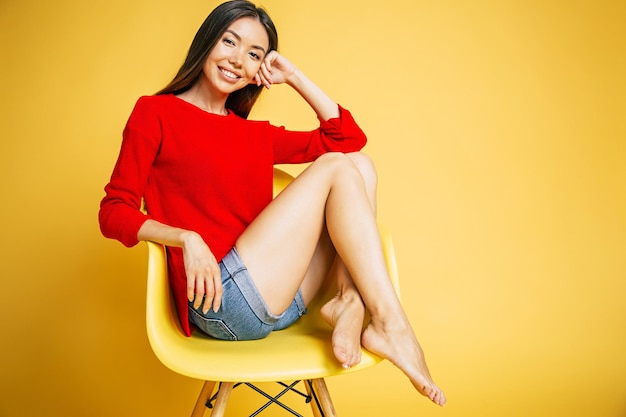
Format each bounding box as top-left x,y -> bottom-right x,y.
249,52 -> 261,60
223,38 -> 235,46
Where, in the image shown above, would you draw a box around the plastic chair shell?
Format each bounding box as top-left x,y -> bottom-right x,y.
145,168 -> 400,383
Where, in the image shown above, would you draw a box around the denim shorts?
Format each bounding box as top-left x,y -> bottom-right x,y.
188,247 -> 307,341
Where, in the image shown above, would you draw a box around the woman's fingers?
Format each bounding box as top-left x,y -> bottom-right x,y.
192,273 -> 205,309
187,264 -> 222,313
196,266 -> 222,314
255,51 -> 296,89
187,274 -> 195,302
250,72 -> 262,87
259,61 -> 273,89
201,268 -> 217,314
201,277 -> 213,314
210,274 -> 223,313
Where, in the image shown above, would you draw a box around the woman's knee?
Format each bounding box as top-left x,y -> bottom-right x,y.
315,152 -> 357,174
346,152 -> 378,188
313,152 -> 375,187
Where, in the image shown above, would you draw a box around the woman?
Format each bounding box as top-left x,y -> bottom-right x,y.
99,0 -> 445,406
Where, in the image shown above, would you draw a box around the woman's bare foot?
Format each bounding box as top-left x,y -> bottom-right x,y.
320,291 -> 366,368
361,318 -> 446,406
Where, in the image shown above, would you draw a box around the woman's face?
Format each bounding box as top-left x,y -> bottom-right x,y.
202,17 -> 269,95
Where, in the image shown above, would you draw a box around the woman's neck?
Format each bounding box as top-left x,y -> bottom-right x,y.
177,82 -> 229,116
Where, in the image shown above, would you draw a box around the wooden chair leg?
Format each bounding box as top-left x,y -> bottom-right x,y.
305,380 -> 323,417
310,378 -> 337,417
191,381 -> 217,417
209,382 -> 234,417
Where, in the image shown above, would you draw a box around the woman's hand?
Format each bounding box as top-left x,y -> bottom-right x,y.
181,231 -> 223,314
253,50 -> 296,89
251,50 -> 340,122
137,220 -> 223,314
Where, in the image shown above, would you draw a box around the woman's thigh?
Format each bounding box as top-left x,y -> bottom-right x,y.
235,152 -> 360,314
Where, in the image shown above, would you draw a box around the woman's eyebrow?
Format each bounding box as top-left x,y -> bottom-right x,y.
225,29 -> 267,55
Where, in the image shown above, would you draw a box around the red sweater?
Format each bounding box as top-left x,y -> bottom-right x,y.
99,94 -> 367,335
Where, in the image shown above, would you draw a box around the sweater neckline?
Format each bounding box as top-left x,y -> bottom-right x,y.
168,94 -> 233,118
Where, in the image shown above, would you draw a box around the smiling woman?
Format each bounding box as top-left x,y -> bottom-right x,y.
155,1 -> 278,119
178,17 -> 271,114
98,0 -> 446,407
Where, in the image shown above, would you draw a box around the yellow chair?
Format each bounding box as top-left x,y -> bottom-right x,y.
145,168 -> 400,417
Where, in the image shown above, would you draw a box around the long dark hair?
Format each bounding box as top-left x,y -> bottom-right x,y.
156,1 -> 278,119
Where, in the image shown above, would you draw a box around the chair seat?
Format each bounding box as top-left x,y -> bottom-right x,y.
146,240 -> 386,383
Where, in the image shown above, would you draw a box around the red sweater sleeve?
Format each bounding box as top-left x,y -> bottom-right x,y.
99,97 -> 160,247
272,105 -> 367,164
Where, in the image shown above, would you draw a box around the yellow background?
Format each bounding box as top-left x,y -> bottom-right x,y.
1,0 -> 624,416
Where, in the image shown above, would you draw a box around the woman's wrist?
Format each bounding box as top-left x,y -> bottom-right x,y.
137,219 -> 203,249
179,229 -> 202,249
285,68 -> 303,88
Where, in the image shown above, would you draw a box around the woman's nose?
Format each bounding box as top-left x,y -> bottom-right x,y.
229,48 -> 244,67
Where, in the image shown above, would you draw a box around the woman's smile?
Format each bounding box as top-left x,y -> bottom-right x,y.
219,66 -> 242,81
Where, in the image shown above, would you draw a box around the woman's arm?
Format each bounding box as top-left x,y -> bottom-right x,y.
256,51 -> 340,121
100,97 -> 222,314
138,219 -> 222,314
257,52 -> 367,165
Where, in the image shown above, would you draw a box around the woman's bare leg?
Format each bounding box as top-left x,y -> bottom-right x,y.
235,152 -> 446,406
320,153 -> 376,368
319,259 -> 364,368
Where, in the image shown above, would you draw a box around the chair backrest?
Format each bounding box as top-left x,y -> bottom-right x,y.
272,167 -> 295,198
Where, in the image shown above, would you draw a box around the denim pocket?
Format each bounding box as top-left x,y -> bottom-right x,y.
188,308 -> 237,341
